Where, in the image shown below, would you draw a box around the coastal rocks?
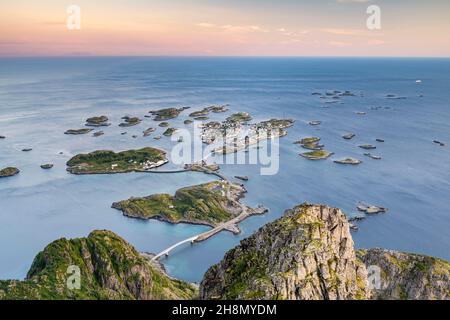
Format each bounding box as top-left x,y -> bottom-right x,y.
40,164 -> 54,169
163,128 -> 178,137
334,158 -> 362,165
0,167 -> 20,178
200,204 -> 370,300
184,119 -> 193,125
159,122 -> 169,127
359,144 -> 376,150
64,128 -> 93,135
143,127 -> 156,137
92,131 -> 104,137
364,153 -> 382,160
433,140 -> 446,147
357,204 -> 387,214
66,147 -> 167,174
149,107 -> 184,121
119,116 -> 141,127
0,230 -> 197,300
342,133 -> 356,140
357,249 -> 449,300
194,116 -> 209,121
85,115 -> 110,127
234,175 -> 249,181
386,94 -> 406,100
294,137 -> 323,150
376,138 -> 385,143
189,109 -> 210,117
209,105 -> 229,113
189,105 -> 229,118
300,150 -> 334,160
226,112 -> 252,123
257,119 -> 294,130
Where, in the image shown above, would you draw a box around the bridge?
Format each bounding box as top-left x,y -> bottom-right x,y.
151,235 -> 199,261
151,204 -> 267,261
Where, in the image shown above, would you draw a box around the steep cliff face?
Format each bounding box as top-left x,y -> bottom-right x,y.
200,204 -> 369,300
200,203 -> 450,300
357,249 -> 449,300
0,230 -> 197,300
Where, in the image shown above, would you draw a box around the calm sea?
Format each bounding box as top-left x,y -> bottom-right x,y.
0,57 -> 449,282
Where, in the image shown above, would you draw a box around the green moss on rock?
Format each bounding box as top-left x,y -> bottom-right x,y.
0,230 -> 197,300
112,181 -> 245,227
66,147 -> 167,174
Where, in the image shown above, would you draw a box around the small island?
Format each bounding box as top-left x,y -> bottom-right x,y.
149,107 -> 184,121
143,127 -> 156,137
159,122 -> 169,127
119,116 -> 141,127
0,167 -> 20,178
333,158 -> 362,165
112,181 -> 260,229
300,150 -> 334,160
40,164 -> 54,169
342,133 -> 355,140
226,112 -> 252,123
188,105 -> 228,118
92,131 -> 104,137
64,128 -> 93,135
85,115 -> 110,127
294,137 -> 323,150
163,128 -> 178,136
359,144 -> 376,150
66,147 -> 167,174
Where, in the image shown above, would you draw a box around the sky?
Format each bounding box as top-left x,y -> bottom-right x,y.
0,0 -> 449,57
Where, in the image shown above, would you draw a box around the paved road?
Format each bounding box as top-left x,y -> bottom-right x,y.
151,204 -> 267,261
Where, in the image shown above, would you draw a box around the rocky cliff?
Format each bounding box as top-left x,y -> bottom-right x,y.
200,203 -> 449,300
357,248 -> 449,300
0,230 -> 197,300
200,204 -> 369,299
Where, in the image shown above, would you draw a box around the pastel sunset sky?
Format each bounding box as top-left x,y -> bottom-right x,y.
1,0 -> 449,57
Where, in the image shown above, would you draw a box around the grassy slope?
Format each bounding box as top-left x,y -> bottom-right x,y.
0,230 -> 197,300
66,147 -> 166,174
113,181 -> 239,226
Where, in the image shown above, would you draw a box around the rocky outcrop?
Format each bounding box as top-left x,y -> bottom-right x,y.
0,167 -> 20,178
200,204 -> 369,300
200,203 -> 450,300
357,249 -> 449,300
0,230 -> 197,300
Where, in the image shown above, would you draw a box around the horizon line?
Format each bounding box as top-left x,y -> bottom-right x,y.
1,55 -> 450,59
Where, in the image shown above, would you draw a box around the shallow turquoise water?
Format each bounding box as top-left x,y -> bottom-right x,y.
0,57 -> 449,282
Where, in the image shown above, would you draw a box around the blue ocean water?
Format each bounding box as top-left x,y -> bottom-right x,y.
0,57 -> 449,283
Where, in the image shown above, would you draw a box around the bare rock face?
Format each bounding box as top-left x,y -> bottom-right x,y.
357,248 -> 449,300
200,204 -> 369,300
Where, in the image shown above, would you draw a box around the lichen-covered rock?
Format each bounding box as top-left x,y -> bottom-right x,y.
0,230 -> 197,300
0,167 -> 20,178
200,204 -> 369,300
357,248 -> 449,300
